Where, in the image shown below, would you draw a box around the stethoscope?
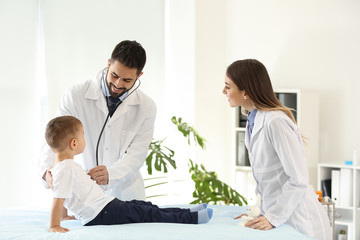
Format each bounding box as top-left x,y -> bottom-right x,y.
95,67 -> 141,166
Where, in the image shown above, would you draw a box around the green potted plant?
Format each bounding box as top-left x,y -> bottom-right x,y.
145,116 -> 247,206
338,229 -> 346,240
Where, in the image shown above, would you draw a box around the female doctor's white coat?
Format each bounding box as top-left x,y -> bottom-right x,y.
39,70 -> 156,201
245,110 -> 330,240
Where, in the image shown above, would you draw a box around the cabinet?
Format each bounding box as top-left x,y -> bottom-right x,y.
318,163 -> 360,240
232,90 -> 319,205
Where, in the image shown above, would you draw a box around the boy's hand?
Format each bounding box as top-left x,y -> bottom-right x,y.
49,225 -> 69,233
61,207 -> 76,221
61,215 -> 76,221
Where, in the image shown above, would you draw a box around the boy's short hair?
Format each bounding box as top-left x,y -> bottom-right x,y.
45,116 -> 83,152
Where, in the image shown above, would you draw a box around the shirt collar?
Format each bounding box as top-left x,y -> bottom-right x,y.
247,108 -> 258,125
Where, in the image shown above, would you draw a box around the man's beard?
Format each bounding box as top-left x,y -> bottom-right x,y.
108,82 -> 127,98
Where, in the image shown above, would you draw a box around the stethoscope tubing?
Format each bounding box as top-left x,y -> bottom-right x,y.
95,67 -> 141,166
96,113 -> 110,166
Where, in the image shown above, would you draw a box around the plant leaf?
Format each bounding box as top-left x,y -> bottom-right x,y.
188,159 -> 247,206
171,116 -> 207,149
146,140 -> 177,175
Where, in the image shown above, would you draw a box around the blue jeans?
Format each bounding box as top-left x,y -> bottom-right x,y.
85,199 -> 198,225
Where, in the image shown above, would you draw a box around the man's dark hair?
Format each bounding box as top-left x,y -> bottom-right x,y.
110,40 -> 146,75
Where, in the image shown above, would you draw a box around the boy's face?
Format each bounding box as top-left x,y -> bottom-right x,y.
75,125 -> 86,154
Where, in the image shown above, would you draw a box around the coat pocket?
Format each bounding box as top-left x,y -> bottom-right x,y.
119,130 -> 137,158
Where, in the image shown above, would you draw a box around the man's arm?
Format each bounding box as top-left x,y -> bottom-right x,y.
49,198 -> 69,233
38,144 -> 56,189
42,168 -> 54,190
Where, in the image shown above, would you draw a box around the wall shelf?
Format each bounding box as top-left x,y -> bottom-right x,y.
318,163 -> 360,240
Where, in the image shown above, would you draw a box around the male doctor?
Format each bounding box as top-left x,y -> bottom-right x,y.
39,40 -> 157,201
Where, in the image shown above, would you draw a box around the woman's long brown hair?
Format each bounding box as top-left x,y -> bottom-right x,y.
226,59 -> 296,124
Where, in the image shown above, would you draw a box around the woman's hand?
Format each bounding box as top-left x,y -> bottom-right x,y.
245,216 -> 274,230
234,213 -> 247,220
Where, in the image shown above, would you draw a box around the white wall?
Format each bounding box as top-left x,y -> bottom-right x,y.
224,0 -> 360,187
42,0 -> 165,117
0,0 -> 50,208
1,0 -> 359,208
194,0 -> 233,185
158,0 -> 360,190
0,0 -> 166,208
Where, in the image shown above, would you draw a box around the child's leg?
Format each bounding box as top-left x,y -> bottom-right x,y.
150,207 -> 212,224
125,200 -> 212,224
127,200 -> 190,213
126,200 -> 198,224
190,203 -> 207,212
86,199 -> 210,225
130,200 -> 207,213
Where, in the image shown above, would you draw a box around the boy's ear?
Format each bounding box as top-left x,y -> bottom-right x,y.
69,138 -> 77,150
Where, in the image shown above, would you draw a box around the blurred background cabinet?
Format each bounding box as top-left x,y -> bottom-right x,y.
318,163 -> 360,240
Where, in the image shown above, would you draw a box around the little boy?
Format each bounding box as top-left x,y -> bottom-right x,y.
45,116 -> 213,233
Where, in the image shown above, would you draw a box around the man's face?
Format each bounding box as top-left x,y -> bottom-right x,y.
106,60 -> 143,98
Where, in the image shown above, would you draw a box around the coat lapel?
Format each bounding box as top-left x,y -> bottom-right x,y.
84,72 -> 141,120
109,89 -> 141,122
84,74 -> 108,116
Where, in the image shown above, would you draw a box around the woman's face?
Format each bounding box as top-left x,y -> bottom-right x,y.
223,75 -> 246,108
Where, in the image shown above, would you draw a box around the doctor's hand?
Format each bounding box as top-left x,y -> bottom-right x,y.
88,165 -> 109,185
245,215 -> 274,230
43,167 -> 54,190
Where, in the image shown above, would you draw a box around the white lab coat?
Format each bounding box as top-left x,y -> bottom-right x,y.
245,110 -> 331,240
39,70 -> 156,201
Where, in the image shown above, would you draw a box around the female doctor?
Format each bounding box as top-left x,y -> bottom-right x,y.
223,59 -> 331,240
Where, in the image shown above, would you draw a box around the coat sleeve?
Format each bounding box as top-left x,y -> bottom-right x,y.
106,102 -> 157,190
38,142 -> 56,188
263,116 -> 309,227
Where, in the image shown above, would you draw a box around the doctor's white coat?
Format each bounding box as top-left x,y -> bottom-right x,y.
245,110 -> 330,240
39,71 -> 156,201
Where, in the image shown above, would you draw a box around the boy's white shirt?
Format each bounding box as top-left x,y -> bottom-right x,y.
51,160 -> 114,225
